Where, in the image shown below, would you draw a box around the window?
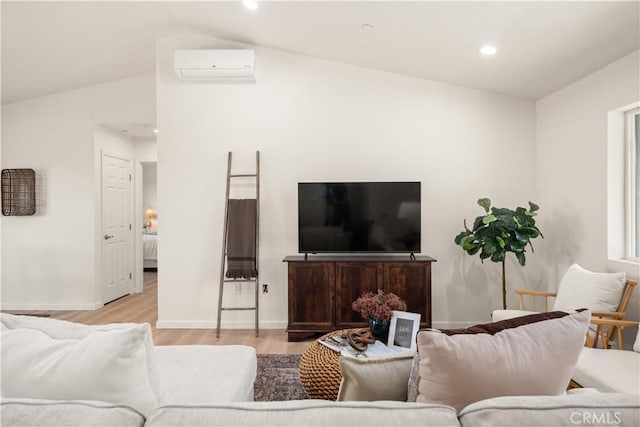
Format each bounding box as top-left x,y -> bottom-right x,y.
627,107 -> 640,260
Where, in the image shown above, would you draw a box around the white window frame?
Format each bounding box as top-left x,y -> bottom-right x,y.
626,107 -> 640,261
607,102 -> 639,274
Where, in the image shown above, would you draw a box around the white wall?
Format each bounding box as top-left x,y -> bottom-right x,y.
536,51 -> 640,335
1,74 -> 155,309
134,137 -> 158,162
156,35 -> 537,329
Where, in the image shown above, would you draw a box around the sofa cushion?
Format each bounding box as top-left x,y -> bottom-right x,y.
458,393 -> 640,427
337,352 -> 414,401
1,325 -> 158,415
154,345 -> 257,404
145,400 -> 459,427
0,398 -> 145,427
415,310 -> 590,411
0,313 -> 161,398
573,347 -> 640,393
552,263 -> 625,313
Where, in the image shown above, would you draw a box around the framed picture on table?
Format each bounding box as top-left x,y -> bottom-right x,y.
387,311 -> 421,351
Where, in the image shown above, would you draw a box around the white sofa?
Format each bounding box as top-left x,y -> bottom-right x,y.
3,392 -> 639,426
1,314 -> 639,427
0,313 -> 257,426
1,343 -> 258,427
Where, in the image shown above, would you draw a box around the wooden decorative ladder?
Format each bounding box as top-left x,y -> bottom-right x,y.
216,151 -> 260,338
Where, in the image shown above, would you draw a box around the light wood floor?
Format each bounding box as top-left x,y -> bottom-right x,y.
7,271 -> 311,354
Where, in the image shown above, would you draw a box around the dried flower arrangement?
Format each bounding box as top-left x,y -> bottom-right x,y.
351,290 -> 407,325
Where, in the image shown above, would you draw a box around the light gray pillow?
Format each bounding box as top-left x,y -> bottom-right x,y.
416,310 -> 590,411
337,353 -> 414,401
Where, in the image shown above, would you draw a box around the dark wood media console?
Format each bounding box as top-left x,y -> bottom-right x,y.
283,255 -> 436,341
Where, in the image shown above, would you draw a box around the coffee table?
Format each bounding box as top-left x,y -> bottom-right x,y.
298,329 -> 357,400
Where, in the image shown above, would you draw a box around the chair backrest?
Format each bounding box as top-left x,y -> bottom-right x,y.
616,279 -> 637,316
517,279 -> 636,318
590,279 -> 637,348
552,264 -> 634,315
515,276 -> 636,349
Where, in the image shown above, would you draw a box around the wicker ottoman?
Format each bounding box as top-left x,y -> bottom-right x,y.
298,329 -> 355,401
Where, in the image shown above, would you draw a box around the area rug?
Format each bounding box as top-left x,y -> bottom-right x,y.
254,354 -> 308,401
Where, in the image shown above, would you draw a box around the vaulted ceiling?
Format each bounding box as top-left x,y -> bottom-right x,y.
2,1 -> 639,104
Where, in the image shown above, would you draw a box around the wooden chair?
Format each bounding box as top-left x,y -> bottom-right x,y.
584,317 -> 639,349
516,279 -> 637,348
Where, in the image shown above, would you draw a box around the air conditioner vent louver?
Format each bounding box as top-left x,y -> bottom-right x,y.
174,49 -> 256,83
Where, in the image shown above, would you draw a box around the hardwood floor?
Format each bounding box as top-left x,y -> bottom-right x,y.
6,271 -> 311,354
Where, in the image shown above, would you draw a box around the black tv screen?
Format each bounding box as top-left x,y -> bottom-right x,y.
298,182 -> 421,253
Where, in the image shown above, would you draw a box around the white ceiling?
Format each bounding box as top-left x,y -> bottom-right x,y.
2,1 -> 639,104
103,123 -> 158,139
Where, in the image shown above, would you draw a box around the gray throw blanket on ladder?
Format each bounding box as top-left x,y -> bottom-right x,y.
226,199 -> 258,279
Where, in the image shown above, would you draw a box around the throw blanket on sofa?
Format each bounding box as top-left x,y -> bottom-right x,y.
226,199 -> 258,279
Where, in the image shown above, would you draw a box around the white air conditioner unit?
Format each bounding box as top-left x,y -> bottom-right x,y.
174,49 -> 256,83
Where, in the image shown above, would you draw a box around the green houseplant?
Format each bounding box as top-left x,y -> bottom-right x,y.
454,198 -> 543,309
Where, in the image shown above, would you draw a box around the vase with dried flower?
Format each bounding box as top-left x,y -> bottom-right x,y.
351,290 -> 407,340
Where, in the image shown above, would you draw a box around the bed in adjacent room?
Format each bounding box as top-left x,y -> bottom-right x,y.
143,232 -> 158,270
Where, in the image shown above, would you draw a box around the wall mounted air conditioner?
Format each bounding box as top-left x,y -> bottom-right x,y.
174,49 -> 256,83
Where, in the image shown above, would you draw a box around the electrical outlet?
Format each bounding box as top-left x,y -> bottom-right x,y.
262,284 -> 269,293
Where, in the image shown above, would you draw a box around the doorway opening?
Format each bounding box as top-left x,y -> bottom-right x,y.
141,162 -> 158,281
97,123 -> 157,304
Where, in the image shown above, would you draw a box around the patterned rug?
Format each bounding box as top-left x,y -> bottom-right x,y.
254,354 -> 308,401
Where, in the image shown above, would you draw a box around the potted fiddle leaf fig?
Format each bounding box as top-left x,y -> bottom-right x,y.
454,198 -> 543,310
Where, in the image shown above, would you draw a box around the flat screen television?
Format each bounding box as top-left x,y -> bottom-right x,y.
298,182 -> 421,253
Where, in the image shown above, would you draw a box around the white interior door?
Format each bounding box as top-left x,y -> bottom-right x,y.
101,152 -> 132,303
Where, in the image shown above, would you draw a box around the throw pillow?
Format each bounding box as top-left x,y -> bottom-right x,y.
415,310 -> 590,411
337,352 -> 414,401
1,325 -> 158,415
0,313 -> 161,398
553,264 -> 625,313
407,352 -> 420,402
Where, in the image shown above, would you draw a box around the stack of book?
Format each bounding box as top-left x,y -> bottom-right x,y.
317,335 -> 412,358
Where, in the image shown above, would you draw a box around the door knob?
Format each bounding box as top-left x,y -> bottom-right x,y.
103,234 -> 114,240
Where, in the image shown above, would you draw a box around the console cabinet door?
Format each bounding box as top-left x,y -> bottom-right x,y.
288,262 -> 335,329
384,262 -> 432,328
335,262 -> 384,328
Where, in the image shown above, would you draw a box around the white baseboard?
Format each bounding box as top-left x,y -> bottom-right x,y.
0,302 -> 103,311
155,319 -> 288,330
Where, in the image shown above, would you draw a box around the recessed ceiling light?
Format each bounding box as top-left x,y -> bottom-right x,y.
480,45 -> 497,56
243,1 -> 259,10
153,129 -> 158,134
361,24 -> 375,31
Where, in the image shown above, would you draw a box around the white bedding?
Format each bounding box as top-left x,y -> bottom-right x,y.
143,234 -> 157,268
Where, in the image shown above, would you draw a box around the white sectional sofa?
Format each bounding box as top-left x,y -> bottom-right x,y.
3,392 -> 639,426
0,313 -> 257,426
1,314 -> 639,427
